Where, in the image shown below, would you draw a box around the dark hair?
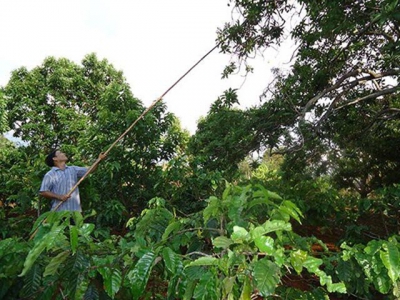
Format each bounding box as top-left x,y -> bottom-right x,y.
45,150 -> 58,167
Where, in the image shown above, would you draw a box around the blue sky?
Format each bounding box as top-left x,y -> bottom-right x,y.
0,0 -> 293,134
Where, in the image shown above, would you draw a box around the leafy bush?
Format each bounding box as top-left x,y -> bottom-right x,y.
2,183 -> 400,299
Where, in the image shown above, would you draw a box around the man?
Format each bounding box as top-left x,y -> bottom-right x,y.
39,149 -> 106,211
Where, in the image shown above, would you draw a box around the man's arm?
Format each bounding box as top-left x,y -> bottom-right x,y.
39,191 -> 70,202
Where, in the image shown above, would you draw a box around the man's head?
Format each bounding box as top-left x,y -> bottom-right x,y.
45,150 -> 68,167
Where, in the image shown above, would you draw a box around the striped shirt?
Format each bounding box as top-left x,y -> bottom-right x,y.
39,165 -> 88,211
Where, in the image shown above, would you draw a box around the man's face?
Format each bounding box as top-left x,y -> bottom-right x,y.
53,150 -> 68,163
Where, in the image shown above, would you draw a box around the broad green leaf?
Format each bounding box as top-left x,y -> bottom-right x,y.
162,221 -> 181,241
127,250 -> 156,299
303,256 -> 323,273
239,275 -> 251,300
231,226 -> 250,243
222,276 -> 235,298
252,258 -> 280,297
373,272 -> 391,294
273,248 -> 286,267
327,282 -> 347,293
183,280 -> 196,300
162,247 -> 180,274
262,220 -> 292,234
364,240 -> 382,255
247,197 -> 274,209
380,241 -> 400,283
79,223 -> 95,237
193,271 -> 219,300
71,211 -> 84,227
222,184 -> 231,200
267,191 -> 282,200
20,226 -> 64,276
213,236 -> 233,249
250,226 -> 266,239
254,236 -> 274,255
279,200 -> 303,224
20,264 -> 42,298
186,256 -> 218,268
69,225 -> 78,254
83,284 -> 99,300
104,268 -> 122,298
203,196 -> 221,224
43,250 -> 70,277
290,249 -> 308,274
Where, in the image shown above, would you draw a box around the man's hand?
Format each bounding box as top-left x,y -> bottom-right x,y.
40,191 -> 70,202
59,194 -> 71,202
98,152 -> 107,161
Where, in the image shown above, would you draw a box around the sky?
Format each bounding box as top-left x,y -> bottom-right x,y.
0,0 -> 294,135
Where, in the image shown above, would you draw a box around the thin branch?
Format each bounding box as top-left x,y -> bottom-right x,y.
335,86 -> 400,110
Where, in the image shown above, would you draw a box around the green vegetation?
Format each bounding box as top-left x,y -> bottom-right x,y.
1,0 -> 400,298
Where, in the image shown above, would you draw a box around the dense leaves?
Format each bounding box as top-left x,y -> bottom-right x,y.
199,0 -> 400,196
1,1 -> 400,298
1,53 -> 189,229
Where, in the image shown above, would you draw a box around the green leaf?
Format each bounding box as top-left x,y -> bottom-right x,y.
267,191 -> 282,200
84,284 -> 99,300
43,250 -> 70,277
20,264 -> 42,298
222,276 -> 235,298
213,236 -> 233,249
279,200 -> 303,224
252,258 -> 280,297
254,236 -> 274,255
193,271 -> 219,300
247,197 -> 274,209
162,221 -> 181,241
373,271 -> 391,294
364,240 -> 383,255
290,249 -> 308,274
72,211 -> 84,227
239,275 -> 252,300
328,282 -> 347,293
262,220 -> 292,234
303,256 -> 323,273
79,223 -> 95,237
186,256 -> 218,268
162,247 -> 180,274
20,225 -> 64,276
380,241 -> 400,283
203,196 -> 221,224
231,226 -> 250,243
70,225 -> 78,254
127,250 -> 156,299
103,268 -> 122,298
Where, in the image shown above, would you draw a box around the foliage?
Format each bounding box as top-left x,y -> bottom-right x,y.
5,184 -> 400,299
192,0 -> 399,198
0,89 -> 8,133
340,237 -> 400,298
1,53 -> 189,229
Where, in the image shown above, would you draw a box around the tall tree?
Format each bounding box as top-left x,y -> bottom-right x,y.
2,54 -> 188,226
195,0 -> 400,195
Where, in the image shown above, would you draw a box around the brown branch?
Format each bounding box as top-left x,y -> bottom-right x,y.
302,68 -> 400,120
335,86 -> 400,110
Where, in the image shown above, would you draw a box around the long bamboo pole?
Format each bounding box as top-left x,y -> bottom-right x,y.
30,43 -> 219,240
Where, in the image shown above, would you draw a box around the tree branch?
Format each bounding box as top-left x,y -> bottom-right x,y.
335,86 -> 400,110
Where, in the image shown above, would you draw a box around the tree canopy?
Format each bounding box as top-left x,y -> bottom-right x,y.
2,53 -> 189,224
191,0 -> 400,196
